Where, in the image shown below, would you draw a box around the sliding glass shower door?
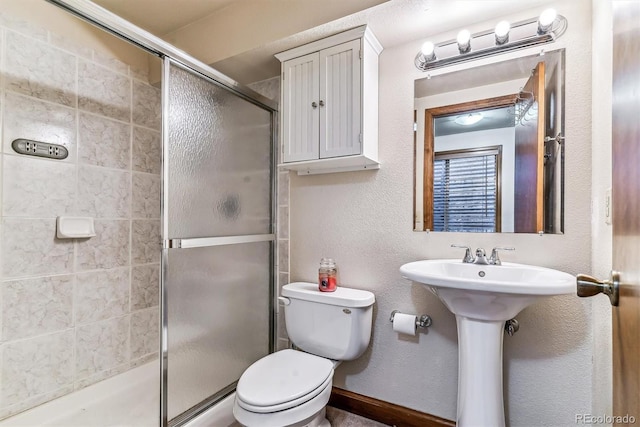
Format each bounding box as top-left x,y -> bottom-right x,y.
161,59 -> 275,425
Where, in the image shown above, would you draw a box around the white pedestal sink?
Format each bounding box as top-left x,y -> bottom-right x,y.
400,259 -> 575,427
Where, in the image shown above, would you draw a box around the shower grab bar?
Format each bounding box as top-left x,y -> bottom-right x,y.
165,233 -> 275,249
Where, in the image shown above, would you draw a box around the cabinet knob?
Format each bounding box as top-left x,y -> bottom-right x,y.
319,100 -> 325,107
311,102 -> 318,109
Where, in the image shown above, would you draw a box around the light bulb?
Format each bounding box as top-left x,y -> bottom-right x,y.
495,20 -> 510,45
421,41 -> 437,63
457,29 -> 471,53
538,8 -> 557,34
421,41 -> 435,56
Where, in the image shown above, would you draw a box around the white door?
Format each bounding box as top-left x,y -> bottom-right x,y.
319,39 -> 362,159
282,52 -> 320,162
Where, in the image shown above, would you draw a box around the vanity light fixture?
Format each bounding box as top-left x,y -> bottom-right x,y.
415,8 -> 567,71
454,113 -> 484,126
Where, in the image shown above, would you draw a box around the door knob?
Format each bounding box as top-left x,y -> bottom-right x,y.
576,271 -> 619,306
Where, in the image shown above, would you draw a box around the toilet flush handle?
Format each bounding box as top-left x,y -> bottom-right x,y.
277,297 -> 290,306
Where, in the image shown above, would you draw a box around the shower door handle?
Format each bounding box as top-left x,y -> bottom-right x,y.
311,101 -> 318,109
165,233 -> 275,249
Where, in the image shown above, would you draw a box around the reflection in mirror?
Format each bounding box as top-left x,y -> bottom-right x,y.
414,49 -> 565,234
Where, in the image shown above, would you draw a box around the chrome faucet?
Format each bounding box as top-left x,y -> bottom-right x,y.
451,244 -> 474,263
474,248 -> 489,265
488,247 -> 515,265
452,245 -> 515,265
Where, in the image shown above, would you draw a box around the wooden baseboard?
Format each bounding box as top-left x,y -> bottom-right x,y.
328,387 -> 455,427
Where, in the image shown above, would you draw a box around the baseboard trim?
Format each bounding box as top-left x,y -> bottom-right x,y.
328,387 -> 455,427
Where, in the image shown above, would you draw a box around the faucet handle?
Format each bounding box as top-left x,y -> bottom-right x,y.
451,244 -> 474,263
489,247 -> 515,265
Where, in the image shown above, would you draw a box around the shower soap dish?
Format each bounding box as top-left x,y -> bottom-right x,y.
56,216 -> 96,239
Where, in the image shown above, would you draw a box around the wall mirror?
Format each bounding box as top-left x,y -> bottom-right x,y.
413,49 -> 565,234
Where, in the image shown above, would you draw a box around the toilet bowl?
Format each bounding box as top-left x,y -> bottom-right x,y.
233,282 -> 375,427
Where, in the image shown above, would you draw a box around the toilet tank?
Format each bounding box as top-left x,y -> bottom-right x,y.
281,282 -> 375,360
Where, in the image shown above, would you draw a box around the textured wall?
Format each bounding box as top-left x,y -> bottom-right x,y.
0,9 -> 160,419
290,1 -> 597,425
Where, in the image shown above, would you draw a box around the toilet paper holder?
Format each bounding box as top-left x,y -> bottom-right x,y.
389,310 -> 432,328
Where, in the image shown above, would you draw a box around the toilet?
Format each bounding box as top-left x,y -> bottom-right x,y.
233,282 -> 375,427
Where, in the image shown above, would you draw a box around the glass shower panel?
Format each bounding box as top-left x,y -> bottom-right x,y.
166,242 -> 270,420
163,59 -> 274,425
167,63 -> 273,239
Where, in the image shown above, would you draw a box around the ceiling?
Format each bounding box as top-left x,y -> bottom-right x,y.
92,0 -> 237,35
434,106 -> 514,137
92,0 -> 558,84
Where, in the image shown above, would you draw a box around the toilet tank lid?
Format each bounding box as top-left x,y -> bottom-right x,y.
282,282 -> 375,307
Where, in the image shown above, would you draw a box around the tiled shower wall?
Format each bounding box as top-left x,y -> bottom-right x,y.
0,12 -> 161,419
247,77 -> 290,350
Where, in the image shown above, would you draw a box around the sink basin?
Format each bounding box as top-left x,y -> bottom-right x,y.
400,259 -> 575,427
400,259 -> 575,320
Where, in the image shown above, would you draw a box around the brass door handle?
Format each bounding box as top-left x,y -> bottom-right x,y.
576,271 -> 619,306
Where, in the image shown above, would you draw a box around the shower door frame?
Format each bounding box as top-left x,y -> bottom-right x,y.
44,2 -> 279,426
161,57 -> 278,426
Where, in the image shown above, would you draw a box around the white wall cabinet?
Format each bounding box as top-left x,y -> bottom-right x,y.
276,26 -> 382,174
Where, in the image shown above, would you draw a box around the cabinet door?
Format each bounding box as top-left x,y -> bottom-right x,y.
319,39 -> 362,159
282,52 -> 320,162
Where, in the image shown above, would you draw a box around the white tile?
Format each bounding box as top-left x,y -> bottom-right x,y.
77,166 -> 130,218
0,12 -> 48,42
130,308 -> 159,359
130,66 -> 149,82
75,316 -> 129,380
76,220 -> 130,271
132,81 -> 161,130
3,31 -> 76,107
132,173 -> 160,219
132,126 -> 161,174
278,171 -> 290,206
49,33 -> 93,59
131,220 -> 160,265
93,50 -> 129,75
278,206 -> 289,239
278,240 -> 289,273
78,60 -> 131,122
1,218 -> 74,279
78,113 -> 131,170
1,275 -> 74,341
2,155 -> 76,218
131,264 -> 160,310
3,93 -> 76,163
0,331 -> 74,408
76,268 -> 130,325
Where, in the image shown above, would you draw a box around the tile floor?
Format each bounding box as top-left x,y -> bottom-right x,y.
326,407 -> 391,427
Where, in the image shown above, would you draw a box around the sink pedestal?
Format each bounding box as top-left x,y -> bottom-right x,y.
399,259 -> 576,427
456,316 -> 505,427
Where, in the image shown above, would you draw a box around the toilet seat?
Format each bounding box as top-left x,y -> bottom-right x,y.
236,349 -> 334,413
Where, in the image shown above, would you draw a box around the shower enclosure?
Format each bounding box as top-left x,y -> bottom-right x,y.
0,1 -> 278,426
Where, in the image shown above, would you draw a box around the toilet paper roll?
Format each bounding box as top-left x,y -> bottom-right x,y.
392,312 -> 417,336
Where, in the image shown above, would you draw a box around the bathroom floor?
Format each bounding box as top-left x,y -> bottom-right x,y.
326,407 -> 391,427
